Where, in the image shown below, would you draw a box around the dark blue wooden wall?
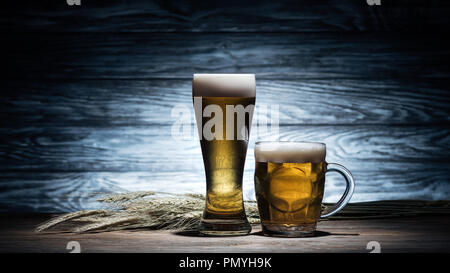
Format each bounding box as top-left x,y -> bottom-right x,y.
1,0 -> 449,212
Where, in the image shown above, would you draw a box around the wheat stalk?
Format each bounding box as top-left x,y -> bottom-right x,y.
36,192 -> 260,233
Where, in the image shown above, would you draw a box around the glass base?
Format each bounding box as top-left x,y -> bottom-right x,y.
261,222 -> 317,237
199,219 -> 252,236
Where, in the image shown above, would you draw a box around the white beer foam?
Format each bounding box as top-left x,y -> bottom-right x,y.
193,74 -> 256,97
255,142 -> 326,163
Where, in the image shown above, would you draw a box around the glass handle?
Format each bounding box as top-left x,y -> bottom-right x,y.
320,163 -> 355,218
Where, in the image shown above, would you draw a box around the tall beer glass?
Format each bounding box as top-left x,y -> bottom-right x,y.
193,74 -> 255,236
254,141 -> 355,237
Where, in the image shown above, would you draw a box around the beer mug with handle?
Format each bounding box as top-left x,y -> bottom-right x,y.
254,141 -> 355,237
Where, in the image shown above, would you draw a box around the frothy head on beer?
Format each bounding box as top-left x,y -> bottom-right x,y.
254,142 -> 326,163
193,74 -> 256,97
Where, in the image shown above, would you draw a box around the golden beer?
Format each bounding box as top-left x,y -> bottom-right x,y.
255,162 -> 325,228
193,74 -> 255,236
254,142 -> 354,237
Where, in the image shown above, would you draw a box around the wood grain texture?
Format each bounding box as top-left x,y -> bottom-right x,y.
4,32 -> 450,79
2,0 -> 450,33
0,125 -> 448,212
1,126 -> 448,172
3,79 -> 449,127
1,1 -> 449,213
1,212 -> 449,252
1,168 -> 448,212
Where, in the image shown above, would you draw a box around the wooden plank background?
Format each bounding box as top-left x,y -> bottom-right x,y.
1,0 -> 449,212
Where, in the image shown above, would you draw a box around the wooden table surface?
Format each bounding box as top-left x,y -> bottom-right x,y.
1,213 -> 449,253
